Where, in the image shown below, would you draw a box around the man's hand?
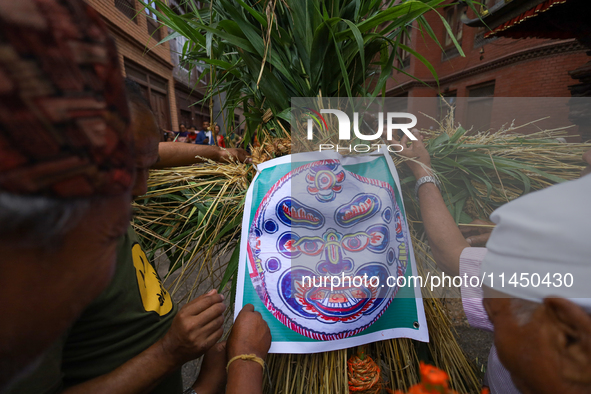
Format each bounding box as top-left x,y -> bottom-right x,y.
225,305 -> 270,394
218,148 -> 252,164
460,219 -> 494,247
159,289 -> 226,367
227,304 -> 271,361
392,129 -> 432,178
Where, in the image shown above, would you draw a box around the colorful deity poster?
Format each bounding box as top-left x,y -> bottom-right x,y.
235,149 -> 428,353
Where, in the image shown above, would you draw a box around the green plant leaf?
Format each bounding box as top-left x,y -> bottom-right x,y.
218,242 -> 240,293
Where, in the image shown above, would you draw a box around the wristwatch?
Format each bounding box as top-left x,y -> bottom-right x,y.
183,388 -> 197,394
414,175 -> 441,200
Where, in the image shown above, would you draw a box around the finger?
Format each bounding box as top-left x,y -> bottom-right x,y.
471,219 -> 493,226
205,327 -> 225,349
216,341 -> 227,352
241,304 -> 255,313
198,314 -> 225,338
466,233 -> 491,247
400,133 -> 409,147
410,129 -> 423,144
185,291 -> 223,313
192,303 -> 227,328
185,292 -> 225,316
459,226 -> 477,236
245,157 -> 252,164
198,328 -> 224,354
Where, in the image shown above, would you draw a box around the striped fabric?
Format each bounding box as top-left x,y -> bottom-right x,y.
459,247 -> 522,394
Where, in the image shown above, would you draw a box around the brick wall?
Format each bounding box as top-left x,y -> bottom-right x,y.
386,3 -> 589,99
383,2 -> 589,140
86,0 -> 179,130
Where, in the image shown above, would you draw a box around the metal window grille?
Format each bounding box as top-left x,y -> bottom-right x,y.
145,1 -> 160,40
115,0 -> 136,21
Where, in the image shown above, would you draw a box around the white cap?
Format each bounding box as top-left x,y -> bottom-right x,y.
481,174 -> 591,311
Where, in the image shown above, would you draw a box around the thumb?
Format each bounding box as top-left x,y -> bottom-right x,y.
242,304 -> 255,313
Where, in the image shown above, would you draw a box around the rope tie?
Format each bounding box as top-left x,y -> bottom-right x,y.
226,354 -> 265,372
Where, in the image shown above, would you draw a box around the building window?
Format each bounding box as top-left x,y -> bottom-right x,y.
175,88 -> 209,132
397,31 -> 411,69
441,5 -> 464,61
115,0 -> 137,22
176,35 -> 190,70
145,1 -> 161,40
173,33 -> 206,75
467,82 -> 495,131
444,5 -> 464,48
175,35 -> 201,72
125,60 -> 171,130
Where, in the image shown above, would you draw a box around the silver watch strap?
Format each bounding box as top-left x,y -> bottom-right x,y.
183,388 -> 197,394
414,175 -> 440,200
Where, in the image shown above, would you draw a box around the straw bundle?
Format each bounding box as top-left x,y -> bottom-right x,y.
133,116 -> 589,393
133,0 -> 590,390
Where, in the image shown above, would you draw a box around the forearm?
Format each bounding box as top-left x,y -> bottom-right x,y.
155,142 -> 222,168
226,361 -> 263,394
414,169 -> 469,276
61,340 -> 177,394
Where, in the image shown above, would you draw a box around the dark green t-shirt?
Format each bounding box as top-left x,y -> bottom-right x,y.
8,226 -> 182,394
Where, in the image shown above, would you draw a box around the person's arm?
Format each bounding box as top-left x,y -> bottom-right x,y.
226,304 -> 271,394
395,130 -> 469,276
61,290 -> 226,394
154,142 -> 251,168
227,360 -> 263,394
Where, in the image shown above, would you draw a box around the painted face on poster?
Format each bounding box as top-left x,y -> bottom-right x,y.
247,159 -> 410,340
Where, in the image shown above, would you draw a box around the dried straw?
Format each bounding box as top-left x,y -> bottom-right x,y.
133,113 -> 589,393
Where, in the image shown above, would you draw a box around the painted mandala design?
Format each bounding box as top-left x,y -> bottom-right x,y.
247,160 -> 410,340
306,162 -> 345,202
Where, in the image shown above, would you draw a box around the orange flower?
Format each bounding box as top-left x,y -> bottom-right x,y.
407,383 -> 437,394
481,389 -> 490,394
419,362 -> 449,388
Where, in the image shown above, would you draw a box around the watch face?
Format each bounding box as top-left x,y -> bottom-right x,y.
247,160 -> 409,340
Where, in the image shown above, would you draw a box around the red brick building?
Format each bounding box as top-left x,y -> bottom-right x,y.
85,0 -> 217,134
87,0 -> 178,130
385,0 -> 589,139
386,1 -> 588,98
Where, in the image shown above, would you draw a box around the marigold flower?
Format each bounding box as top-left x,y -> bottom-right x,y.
419,362 -> 449,388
